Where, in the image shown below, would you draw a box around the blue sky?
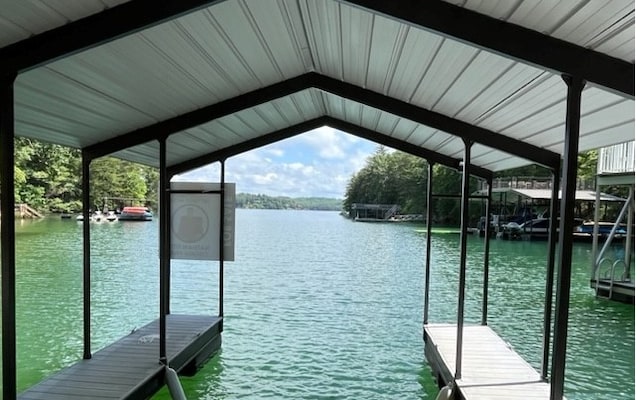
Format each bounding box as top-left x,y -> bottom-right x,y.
173,126 -> 380,199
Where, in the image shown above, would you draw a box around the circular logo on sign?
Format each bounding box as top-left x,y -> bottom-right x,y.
173,204 -> 209,243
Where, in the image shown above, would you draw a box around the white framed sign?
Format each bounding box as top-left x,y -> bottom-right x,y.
170,182 -> 235,261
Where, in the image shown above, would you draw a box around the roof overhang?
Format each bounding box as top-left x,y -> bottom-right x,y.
0,0 -> 634,176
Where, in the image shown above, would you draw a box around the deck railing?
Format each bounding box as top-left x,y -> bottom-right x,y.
598,141 -> 635,175
477,176 -> 594,192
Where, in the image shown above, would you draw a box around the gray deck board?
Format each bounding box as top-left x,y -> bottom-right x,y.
19,314 -> 222,400
424,323 -> 566,399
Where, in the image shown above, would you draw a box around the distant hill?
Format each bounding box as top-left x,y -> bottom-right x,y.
236,193 -> 342,211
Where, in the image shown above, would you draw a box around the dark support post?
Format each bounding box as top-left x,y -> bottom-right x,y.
159,136 -> 168,364
423,162 -> 434,325
623,188 -> 633,279
550,74 -> 585,400
82,153 -> 92,360
591,182 -> 601,277
481,178 -> 492,326
541,167 -> 560,380
0,71 -> 17,400
165,174 -> 171,316
455,139 -> 472,379
219,160 -> 226,318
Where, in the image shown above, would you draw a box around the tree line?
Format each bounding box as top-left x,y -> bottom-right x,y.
343,146 -> 600,225
11,137 -> 603,219
15,138 -> 158,214
236,193 -> 342,210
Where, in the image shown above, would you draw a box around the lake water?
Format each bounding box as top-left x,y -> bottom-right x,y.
11,209 -> 635,399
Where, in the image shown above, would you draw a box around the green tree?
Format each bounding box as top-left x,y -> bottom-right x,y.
90,157 -> 149,211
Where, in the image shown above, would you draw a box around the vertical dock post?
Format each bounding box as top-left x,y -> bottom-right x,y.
0,70 -> 17,400
541,167 -> 560,380
423,162 -> 434,325
455,139 -> 472,379
82,152 -> 92,360
623,189 -> 633,279
159,136 -> 169,364
591,182 -> 601,278
481,177 -> 492,326
165,159 -> 172,316
551,74 -> 585,400
219,159 -> 226,319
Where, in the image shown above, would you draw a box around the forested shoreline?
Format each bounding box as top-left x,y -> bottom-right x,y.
236,193 -> 342,210
343,146 -> 600,225
13,138 -> 600,218
15,138 -> 159,214
14,138 -> 342,214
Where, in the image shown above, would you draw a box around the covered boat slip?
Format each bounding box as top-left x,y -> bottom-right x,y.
18,315 -> 222,400
0,1 -> 634,399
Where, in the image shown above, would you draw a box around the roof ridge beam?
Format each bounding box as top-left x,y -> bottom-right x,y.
309,72 -> 561,169
0,0 -> 227,74
343,0 -> 634,98
84,73 -> 315,159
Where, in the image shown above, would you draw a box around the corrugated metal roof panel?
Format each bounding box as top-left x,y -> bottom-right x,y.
410,38 -> 480,109
446,0 -> 635,62
0,0 -> 634,173
0,0 -> 129,47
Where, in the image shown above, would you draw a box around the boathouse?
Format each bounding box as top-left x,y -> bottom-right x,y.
350,203 -> 400,221
0,1 -> 633,399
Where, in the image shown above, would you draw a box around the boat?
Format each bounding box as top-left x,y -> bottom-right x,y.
498,217 -> 584,240
573,221 -> 627,242
76,210 -> 103,221
518,217 -> 584,240
118,206 -> 152,221
105,211 -> 118,221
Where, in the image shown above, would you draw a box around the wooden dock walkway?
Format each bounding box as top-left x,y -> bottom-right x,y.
424,323 -> 564,399
19,314 -> 222,400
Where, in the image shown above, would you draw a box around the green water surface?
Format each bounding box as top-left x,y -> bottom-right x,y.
7,210 -> 635,399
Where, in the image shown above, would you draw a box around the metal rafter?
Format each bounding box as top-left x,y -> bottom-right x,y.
0,0 -> 227,74
324,117 -> 492,180
168,116 -> 492,181
343,0 -> 634,98
84,74 -> 314,159
85,72 -> 556,173
310,73 -> 561,169
168,118 -> 327,176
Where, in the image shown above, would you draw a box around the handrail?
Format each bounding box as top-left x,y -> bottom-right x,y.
595,194 -> 632,266
594,258 -> 628,299
598,141 -> 635,175
594,258 -> 612,299
384,204 -> 400,220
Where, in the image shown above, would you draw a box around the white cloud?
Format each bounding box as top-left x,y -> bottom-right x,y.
300,126 -> 347,159
264,147 -> 284,157
251,172 -> 278,185
173,130 -> 379,198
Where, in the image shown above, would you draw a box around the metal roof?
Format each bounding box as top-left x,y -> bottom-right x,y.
0,0 -> 634,176
496,188 -> 626,202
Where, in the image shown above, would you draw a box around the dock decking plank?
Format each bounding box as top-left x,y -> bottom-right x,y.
19,314 -> 222,400
424,323 -> 566,399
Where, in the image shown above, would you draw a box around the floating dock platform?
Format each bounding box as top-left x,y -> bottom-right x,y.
424,323 -> 564,399
591,279 -> 635,304
19,314 -> 222,400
